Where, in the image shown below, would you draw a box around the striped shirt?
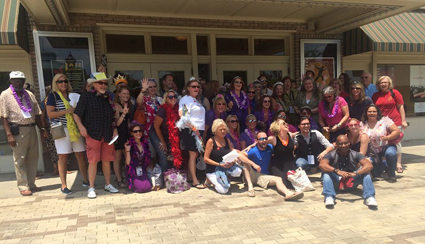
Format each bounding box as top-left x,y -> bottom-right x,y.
46,92 -> 69,126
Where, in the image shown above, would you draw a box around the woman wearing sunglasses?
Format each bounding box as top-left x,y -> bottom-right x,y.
46,74 -> 88,195
124,122 -> 152,193
254,95 -> 275,131
240,114 -> 258,150
272,110 -> 297,133
178,78 -> 206,189
247,84 -> 259,114
203,94 -> 227,143
225,76 -> 249,131
346,82 -> 372,121
318,86 -> 350,143
225,115 -> 241,150
150,90 -> 182,173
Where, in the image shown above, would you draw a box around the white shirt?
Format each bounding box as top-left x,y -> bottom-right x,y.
179,95 -> 206,130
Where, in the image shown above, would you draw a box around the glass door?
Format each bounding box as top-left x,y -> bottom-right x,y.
150,64 -> 192,94
253,64 -> 287,84
108,63 -> 151,98
217,64 -> 254,85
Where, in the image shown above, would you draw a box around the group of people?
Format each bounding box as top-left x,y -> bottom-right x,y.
1,69 -> 408,208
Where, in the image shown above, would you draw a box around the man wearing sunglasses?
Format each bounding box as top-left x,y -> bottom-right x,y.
74,72 -> 120,199
238,131 -> 304,201
295,117 -> 334,173
361,71 -> 377,98
319,135 -> 377,208
258,75 -> 273,96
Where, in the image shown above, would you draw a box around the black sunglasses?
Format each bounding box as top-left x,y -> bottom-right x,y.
132,129 -> 143,133
247,91 -> 255,94
96,81 -> 108,86
257,137 -> 268,141
351,87 -> 361,90
190,85 -> 201,89
167,95 -> 178,99
57,80 -> 69,84
229,120 -> 239,123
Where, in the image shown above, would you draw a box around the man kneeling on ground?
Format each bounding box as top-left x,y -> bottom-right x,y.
238,131 -> 303,201
319,134 -> 377,208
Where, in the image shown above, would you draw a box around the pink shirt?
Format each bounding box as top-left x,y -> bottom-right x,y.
318,96 -> 347,126
360,116 -> 394,153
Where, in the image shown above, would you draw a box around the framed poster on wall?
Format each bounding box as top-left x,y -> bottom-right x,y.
301,39 -> 340,87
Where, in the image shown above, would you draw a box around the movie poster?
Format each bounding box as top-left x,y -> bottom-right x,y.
305,57 -> 334,87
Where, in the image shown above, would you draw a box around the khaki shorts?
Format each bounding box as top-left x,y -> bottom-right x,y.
249,169 -> 275,189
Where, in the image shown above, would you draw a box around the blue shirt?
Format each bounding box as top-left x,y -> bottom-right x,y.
364,83 -> 377,98
247,144 -> 273,174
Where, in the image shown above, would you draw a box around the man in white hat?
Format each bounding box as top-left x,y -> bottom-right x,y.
73,72 -> 119,199
0,71 -> 48,196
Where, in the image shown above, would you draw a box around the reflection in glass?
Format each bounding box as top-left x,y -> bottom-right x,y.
39,36 -> 92,92
254,39 -> 285,56
223,71 -> 247,86
151,36 -> 188,55
198,64 -> 210,81
260,71 -> 282,84
114,71 -> 144,98
197,36 -> 209,55
216,38 -> 249,55
158,71 -> 185,94
106,34 -> 145,54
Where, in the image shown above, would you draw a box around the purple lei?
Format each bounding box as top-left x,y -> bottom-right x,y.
126,137 -> 150,190
260,109 -> 272,126
10,84 -> 32,113
245,128 -> 258,143
231,90 -> 248,109
322,96 -> 340,118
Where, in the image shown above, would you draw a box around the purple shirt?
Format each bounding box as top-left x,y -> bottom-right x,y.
205,109 -> 227,127
225,92 -> 249,130
240,131 -> 255,147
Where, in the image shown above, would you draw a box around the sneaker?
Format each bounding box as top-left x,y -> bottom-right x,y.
387,177 -> 397,183
87,188 -> 96,199
82,181 -> 89,187
104,184 -> 119,193
61,187 -> 72,195
364,197 -> 378,207
325,196 -> 335,207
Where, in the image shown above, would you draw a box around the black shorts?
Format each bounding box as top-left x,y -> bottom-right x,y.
180,128 -> 204,152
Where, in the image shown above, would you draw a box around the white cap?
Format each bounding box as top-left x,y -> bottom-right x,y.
10,71 -> 26,79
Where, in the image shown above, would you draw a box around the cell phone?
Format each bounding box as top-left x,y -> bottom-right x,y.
10,124 -> 19,135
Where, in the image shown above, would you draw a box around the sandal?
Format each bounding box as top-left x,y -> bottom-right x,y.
247,190 -> 255,197
117,180 -> 127,188
284,191 -> 304,201
192,183 -> 206,189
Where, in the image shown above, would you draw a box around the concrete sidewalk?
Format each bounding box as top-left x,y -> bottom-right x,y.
0,140 -> 424,244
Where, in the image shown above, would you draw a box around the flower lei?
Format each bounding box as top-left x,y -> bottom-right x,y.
163,103 -> 183,169
144,96 -> 160,130
260,109 -> 272,126
322,96 -> 340,119
245,128 -> 258,144
91,89 -> 116,129
126,136 -> 150,190
230,90 -> 248,109
229,129 -> 240,150
10,84 -> 32,113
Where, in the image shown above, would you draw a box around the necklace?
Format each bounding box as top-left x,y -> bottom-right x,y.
229,129 -> 240,150
245,128 -> 258,143
10,84 -> 32,113
230,90 -> 248,109
278,134 -> 289,146
322,96 -> 340,118
260,109 -> 272,126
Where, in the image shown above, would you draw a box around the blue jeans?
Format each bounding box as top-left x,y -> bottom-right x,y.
322,172 -> 375,199
296,157 -> 315,171
149,129 -> 171,173
376,145 -> 397,178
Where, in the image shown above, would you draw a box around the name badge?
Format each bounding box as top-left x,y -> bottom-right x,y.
21,110 -> 31,119
136,166 -> 143,176
307,155 -> 315,165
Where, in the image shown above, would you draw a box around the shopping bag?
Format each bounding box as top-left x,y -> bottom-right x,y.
163,168 -> 190,194
287,167 -> 315,192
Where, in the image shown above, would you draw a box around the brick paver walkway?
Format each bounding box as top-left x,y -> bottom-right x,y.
0,140 -> 424,244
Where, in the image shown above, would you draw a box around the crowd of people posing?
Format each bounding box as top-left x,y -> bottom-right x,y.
1,69 -> 407,207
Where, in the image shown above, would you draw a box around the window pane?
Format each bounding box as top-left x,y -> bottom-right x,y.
151,36 -> 188,55
39,36 -> 92,92
106,34 -> 145,54
114,71 -> 144,98
198,64 -> 210,81
254,39 -> 285,55
197,36 -> 209,55
223,71 -> 247,86
216,38 -> 249,55
259,71 -> 283,84
0,72 -> 10,93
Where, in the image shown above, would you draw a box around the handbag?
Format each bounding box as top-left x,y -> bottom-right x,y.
388,131 -> 404,145
196,153 -> 206,170
163,168 -> 190,194
287,167 -> 315,192
134,105 -> 146,125
50,122 -> 66,140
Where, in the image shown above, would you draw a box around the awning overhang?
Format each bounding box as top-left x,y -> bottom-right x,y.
360,11 -> 425,52
0,0 -> 20,45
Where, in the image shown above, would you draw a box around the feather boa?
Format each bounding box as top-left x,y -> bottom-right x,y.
176,116 -> 204,153
126,137 -> 150,190
163,103 -> 183,169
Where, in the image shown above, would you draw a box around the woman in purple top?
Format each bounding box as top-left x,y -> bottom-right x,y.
240,114 -> 258,150
254,95 -> 275,131
318,86 -> 350,143
225,115 -> 241,150
225,76 -> 249,131
203,95 -> 227,143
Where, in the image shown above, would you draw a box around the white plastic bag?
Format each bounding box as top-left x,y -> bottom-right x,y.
196,154 -> 206,170
287,167 -> 315,192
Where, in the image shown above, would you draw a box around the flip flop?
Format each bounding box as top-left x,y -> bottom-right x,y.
284,191 -> 304,201
247,190 -> 255,197
397,166 -> 404,173
193,183 -> 206,189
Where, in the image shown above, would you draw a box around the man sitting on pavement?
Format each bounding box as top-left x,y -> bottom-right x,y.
319,135 -> 377,208
238,131 -> 304,201
0,71 -> 48,196
295,116 -> 334,173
